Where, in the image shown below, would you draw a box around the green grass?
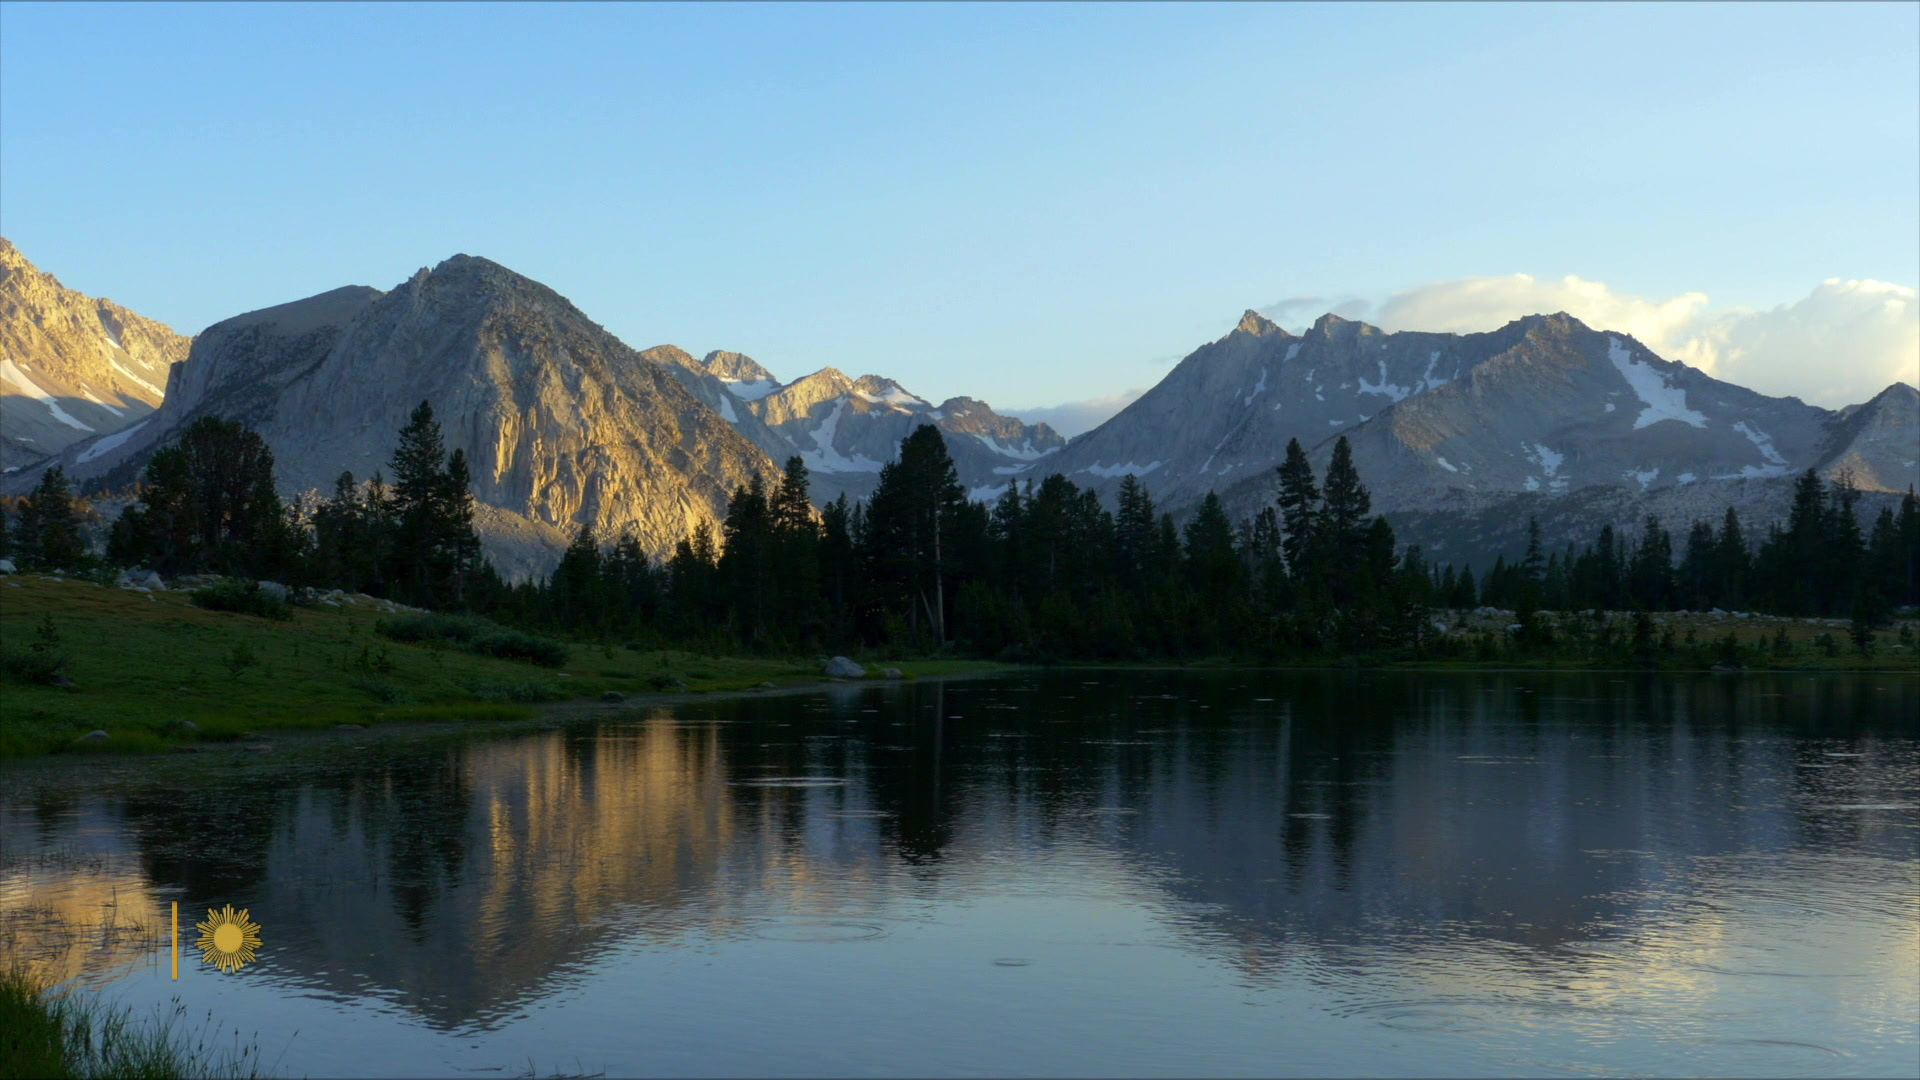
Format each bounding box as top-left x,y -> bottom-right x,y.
0,576 -> 990,758
0,967 -> 273,1080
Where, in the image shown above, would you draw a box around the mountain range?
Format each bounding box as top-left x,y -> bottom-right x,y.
3,241 -> 1913,575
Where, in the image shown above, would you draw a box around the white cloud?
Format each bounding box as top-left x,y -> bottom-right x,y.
1003,388 -> 1147,438
1361,273 -> 1918,408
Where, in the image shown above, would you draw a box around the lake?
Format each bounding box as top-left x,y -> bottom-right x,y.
2,670 -> 1916,1078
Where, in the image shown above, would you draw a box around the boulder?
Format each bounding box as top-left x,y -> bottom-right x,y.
77,730 -> 108,742
881,668 -> 903,679
0,559 -> 15,574
823,656 -> 865,679
257,581 -> 290,602
599,691 -> 626,703
758,681 -> 777,689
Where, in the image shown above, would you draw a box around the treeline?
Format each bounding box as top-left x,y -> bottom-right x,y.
4,413 -> 1916,662
1471,470 -> 1918,623
2,404 -> 503,613
497,429 -> 1920,659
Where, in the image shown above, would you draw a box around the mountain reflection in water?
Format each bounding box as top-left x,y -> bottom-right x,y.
2,671 -> 1915,1078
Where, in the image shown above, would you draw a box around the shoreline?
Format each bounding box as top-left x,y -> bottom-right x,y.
5,662 -> 1918,771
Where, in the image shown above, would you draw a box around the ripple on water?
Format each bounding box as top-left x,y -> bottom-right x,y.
750,919 -> 886,942
729,777 -> 850,788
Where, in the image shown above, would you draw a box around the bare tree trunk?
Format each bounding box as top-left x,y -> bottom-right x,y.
932,501 -> 945,645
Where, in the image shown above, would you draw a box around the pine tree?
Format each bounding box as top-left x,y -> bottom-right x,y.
1897,488 -> 1920,607
1627,516 -> 1674,611
105,417 -> 292,578
1274,438 -> 1319,580
1713,506 -> 1749,609
770,456 -> 822,642
719,474 -> 774,645
1519,515 -> 1546,606
387,401 -> 478,608
1114,474 -> 1158,585
863,425 -> 966,644
440,448 -> 482,603
820,493 -> 857,637
551,523 -> 604,629
1316,436 -> 1372,607
1182,492 -> 1239,611
14,467 -> 86,570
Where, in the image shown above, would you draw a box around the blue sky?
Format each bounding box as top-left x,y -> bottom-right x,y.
3,2 -> 1915,422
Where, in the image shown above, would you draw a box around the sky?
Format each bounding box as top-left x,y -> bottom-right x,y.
2,2 -> 1915,433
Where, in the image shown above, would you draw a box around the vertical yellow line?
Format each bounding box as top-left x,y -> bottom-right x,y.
171,902 -> 178,980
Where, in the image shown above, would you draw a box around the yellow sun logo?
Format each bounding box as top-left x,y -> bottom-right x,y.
195,905 -> 262,974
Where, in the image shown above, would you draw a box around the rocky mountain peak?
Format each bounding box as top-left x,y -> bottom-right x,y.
1307,311 -> 1383,341
849,375 -> 928,411
702,350 -> 777,384
28,254 -> 778,578
0,238 -> 191,469
1234,309 -> 1286,337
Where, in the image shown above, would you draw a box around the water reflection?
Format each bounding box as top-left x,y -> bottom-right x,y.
1,671 -> 1914,1076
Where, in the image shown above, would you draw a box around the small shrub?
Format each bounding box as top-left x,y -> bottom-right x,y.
2,614 -> 72,685
376,612 -> 493,645
459,678 -> 568,703
224,642 -> 259,678
469,630 -> 570,668
376,613 -> 569,668
190,581 -> 292,620
352,678 -> 415,704
2,648 -> 71,686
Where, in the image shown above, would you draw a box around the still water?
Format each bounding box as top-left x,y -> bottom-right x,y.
2,671 -> 1916,1078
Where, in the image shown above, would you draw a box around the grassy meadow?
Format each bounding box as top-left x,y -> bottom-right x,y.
0,574 -> 995,759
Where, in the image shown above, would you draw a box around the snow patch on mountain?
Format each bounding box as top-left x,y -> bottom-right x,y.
797,401 -> 885,473
108,355 -> 167,398
80,387 -> 125,417
854,384 -> 928,410
1082,461 -> 1164,479
1243,367 -> 1269,406
721,378 -> 779,401
77,419 -> 149,463
1,359 -> 94,431
1732,420 -> 1789,466
1609,337 -> 1706,429
970,432 -> 1057,461
1522,443 -> 1568,492
1357,359 -> 1411,402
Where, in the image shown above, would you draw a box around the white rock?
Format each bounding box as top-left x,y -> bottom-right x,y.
823,656 -> 865,678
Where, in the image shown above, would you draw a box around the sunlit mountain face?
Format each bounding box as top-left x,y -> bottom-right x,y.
2,671 -> 1914,1077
